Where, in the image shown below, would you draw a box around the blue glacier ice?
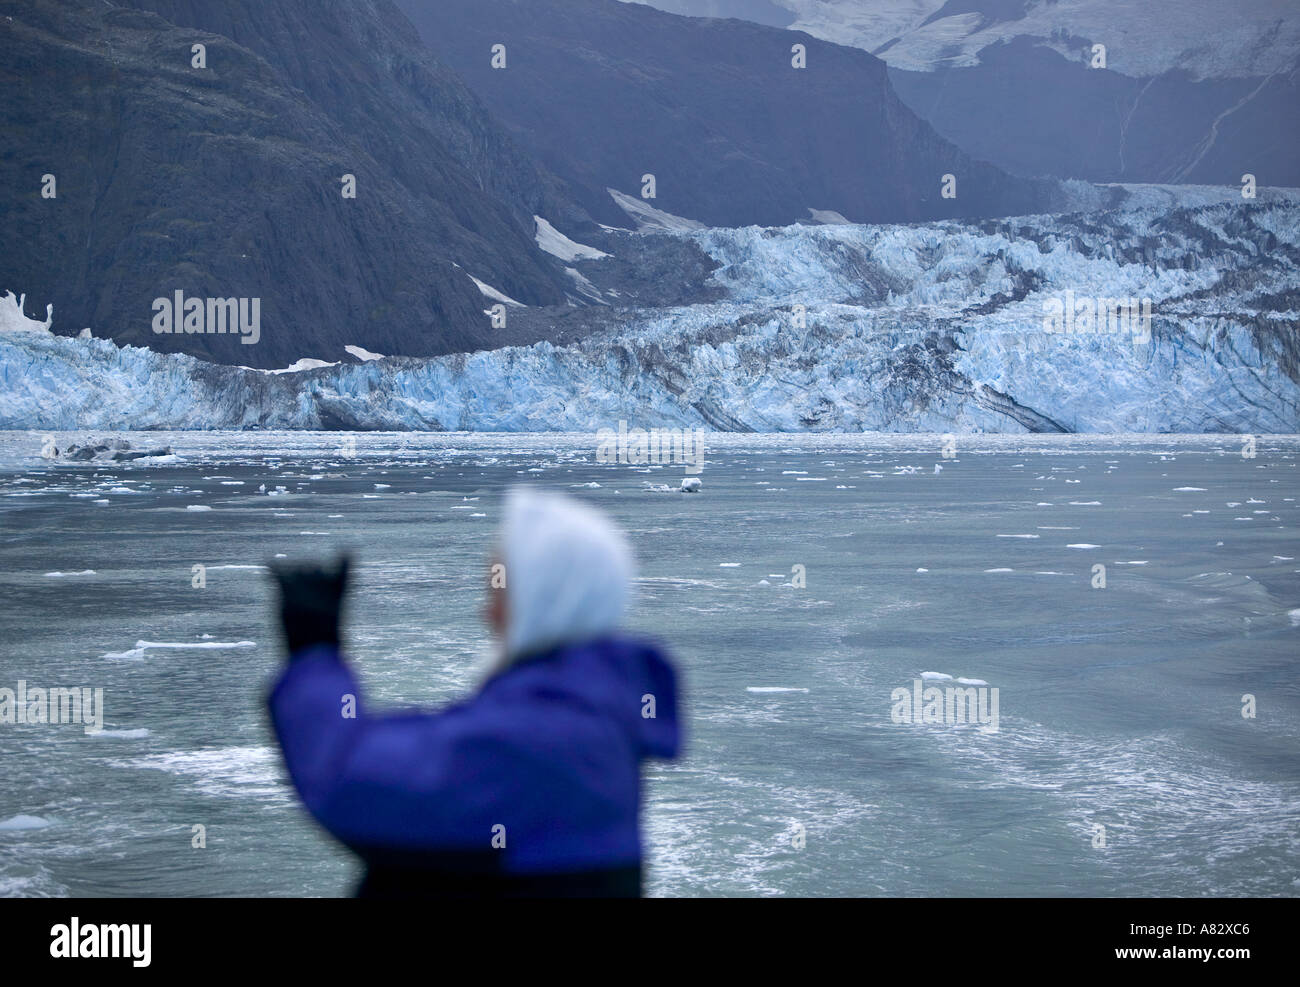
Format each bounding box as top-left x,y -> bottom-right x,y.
1,195 -> 1297,432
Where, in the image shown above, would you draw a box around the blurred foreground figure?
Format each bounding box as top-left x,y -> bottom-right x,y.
267,487 -> 680,897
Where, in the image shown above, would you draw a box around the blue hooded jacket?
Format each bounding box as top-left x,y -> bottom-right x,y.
267,488 -> 681,896
268,635 -> 678,886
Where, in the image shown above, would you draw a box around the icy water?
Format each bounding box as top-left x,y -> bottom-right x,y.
0,431 -> 1297,898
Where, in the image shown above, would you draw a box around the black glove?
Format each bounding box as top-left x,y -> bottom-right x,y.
268,554 -> 351,657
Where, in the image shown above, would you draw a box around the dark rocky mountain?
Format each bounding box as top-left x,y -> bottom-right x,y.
889,39 -> 1300,187
0,0 -> 590,368
395,0 -> 1061,229
624,0 -> 1300,189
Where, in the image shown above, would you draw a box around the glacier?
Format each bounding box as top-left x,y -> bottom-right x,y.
1,195 -> 1297,432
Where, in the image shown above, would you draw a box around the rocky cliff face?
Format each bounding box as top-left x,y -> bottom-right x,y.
0,0 -> 588,368
396,0 -> 1061,229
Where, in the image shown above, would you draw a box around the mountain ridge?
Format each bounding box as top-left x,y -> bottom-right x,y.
0,0 -> 592,368
397,0 -> 1062,229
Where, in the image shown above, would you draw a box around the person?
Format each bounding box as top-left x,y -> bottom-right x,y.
266,486 -> 681,897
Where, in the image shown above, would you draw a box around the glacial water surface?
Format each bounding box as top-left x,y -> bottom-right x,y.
0,431 -> 1297,897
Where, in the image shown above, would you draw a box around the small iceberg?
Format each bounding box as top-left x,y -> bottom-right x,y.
0,814 -> 52,831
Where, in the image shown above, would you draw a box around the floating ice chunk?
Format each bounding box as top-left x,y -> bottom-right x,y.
86,728 -> 150,739
916,567 -> 929,573
680,477 -> 702,493
746,687 -> 810,693
103,640 -> 255,660
0,814 -> 52,831
719,562 -> 741,567
919,672 -> 953,681
1174,487 -> 1207,492
44,570 -> 96,577
997,534 -> 1039,538
984,567 -> 1014,572
955,677 -> 988,686
101,647 -> 147,661
1067,544 -> 1101,549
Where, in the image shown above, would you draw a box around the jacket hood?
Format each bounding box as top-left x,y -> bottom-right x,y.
498,485 -> 634,663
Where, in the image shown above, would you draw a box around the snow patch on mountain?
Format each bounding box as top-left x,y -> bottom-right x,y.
808,208 -> 853,225
261,358 -> 338,375
608,189 -> 707,232
0,292 -> 52,335
535,216 -> 611,261
466,273 -> 525,307
565,268 -> 608,305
